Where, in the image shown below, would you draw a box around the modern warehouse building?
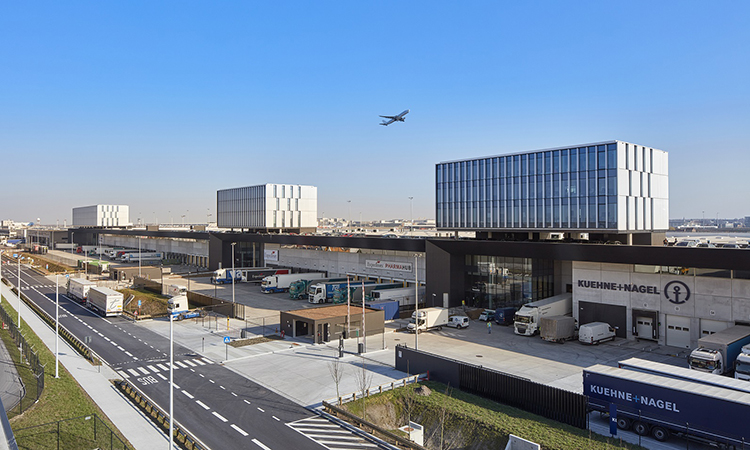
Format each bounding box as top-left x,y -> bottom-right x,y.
63,140 -> 750,349
217,183 -> 317,233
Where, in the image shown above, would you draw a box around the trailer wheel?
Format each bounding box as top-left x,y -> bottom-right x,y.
651,426 -> 669,442
616,417 -> 631,430
633,421 -> 649,436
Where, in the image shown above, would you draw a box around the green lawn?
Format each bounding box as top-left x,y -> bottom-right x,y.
1,298 -> 132,449
343,380 -> 642,450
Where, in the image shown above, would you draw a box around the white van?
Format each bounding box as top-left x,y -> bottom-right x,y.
447,315 -> 470,329
578,322 -> 616,345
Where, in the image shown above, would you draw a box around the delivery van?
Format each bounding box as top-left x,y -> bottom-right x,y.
579,322 -> 616,345
447,315 -> 470,329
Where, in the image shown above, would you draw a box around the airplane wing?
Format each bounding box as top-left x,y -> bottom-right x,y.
379,115 -> 396,119
380,118 -> 396,126
396,110 -> 410,119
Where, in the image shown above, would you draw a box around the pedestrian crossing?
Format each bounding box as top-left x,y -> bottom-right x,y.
288,416 -> 382,450
118,357 -> 214,379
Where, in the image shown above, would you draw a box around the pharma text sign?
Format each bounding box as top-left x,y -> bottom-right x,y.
366,260 -> 413,272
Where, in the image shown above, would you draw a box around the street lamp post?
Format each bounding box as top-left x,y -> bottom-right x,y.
414,254 -> 419,350
138,237 -> 142,277
17,256 -> 21,328
55,274 -> 59,378
347,200 -> 351,232
408,196 -> 414,236
231,243 -> 236,304
169,312 -> 174,450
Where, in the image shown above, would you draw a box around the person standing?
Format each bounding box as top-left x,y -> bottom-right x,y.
487,321 -> 492,334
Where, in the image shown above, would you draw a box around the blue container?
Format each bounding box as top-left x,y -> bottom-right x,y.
366,300 -> 400,321
494,307 -> 516,325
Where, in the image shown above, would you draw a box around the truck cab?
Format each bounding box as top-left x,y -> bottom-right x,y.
688,347 -> 723,374
735,345 -> 750,380
513,308 -> 536,335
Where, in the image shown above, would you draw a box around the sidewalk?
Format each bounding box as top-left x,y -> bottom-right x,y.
0,340 -> 22,413
0,281 -> 166,450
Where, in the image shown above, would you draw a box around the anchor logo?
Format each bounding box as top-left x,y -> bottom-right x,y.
664,280 -> 690,304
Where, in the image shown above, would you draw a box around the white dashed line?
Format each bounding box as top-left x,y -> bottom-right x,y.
104,337 -> 110,341
257,407 -> 264,413
125,351 -> 133,357
196,400 -> 210,410
212,411 -> 227,422
252,438 -> 271,450
231,424 -> 248,436
156,373 -> 167,380
199,374 -> 205,378
209,379 -> 215,384
182,390 -> 194,399
231,392 -> 237,397
272,416 -> 279,421
219,386 -> 225,390
243,399 -> 251,405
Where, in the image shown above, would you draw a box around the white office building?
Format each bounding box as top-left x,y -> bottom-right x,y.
217,184 -> 317,231
436,140 -> 668,242
72,205 -> 130,227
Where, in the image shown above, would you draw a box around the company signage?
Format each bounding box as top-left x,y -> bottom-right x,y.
264,249 -> 278,262
577,279 -> 691,304
366,260 -> 413,272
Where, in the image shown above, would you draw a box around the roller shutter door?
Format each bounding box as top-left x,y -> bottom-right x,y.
666,315 -> 691,348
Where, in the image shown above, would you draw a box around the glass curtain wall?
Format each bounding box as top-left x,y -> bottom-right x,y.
233,242 -> 261,268
465,255 -> 554,309
437,143 -> 618,229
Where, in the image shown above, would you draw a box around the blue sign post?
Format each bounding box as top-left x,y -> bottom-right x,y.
224,336 -> 230,361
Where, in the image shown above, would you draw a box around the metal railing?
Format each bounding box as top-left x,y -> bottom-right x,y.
0,301 -> 44,418
13,414 -> 128,450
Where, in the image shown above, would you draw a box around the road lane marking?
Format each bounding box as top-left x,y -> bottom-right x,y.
182,390 -> 194,399
209,379 -> 215,384
219,386 -> 225,390
183,360 -> 197,367
252,438 -> 271,450
156,364 -> 169,371
156,373 -> 167,380
147,365 -> 158,373
196,400 -> 210,410
212,411 -> 227,422
137,367 -> 150,375
257,407 -> 264,413
125,351 -> 133,357
231,424 -> 248,436
199,373 -> 205,378
120,371 -> 130,379
175,361 -> 188,368
243,399 -> 251,405
127,369 -> 140,377
231,392 -> 237,397
272,416 -> 279,421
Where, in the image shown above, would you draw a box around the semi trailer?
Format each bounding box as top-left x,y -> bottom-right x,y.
87,287 -> 124,317
261,272 -> 326,293
513,293 -> 572,336
67,278 -> 97,303
688,325 -> 750,375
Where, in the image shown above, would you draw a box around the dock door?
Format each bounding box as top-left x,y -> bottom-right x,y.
665,315 -> 691,348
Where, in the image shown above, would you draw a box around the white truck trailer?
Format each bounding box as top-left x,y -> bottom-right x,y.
688,325 -> 750,375
407,307 -> 449,333
540,315 -> 577,343
513,293 -> 572,336
735,345 -> 750,381
87,287 -> 124,317
368,286 -> 424,308
67,278 -> 97,303
261,272 -> 326,293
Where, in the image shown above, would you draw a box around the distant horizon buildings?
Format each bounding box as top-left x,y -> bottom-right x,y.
72,205 -> 130,227
217,183 -> 317,232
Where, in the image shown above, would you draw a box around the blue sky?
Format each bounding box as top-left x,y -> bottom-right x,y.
2,1 -> 749,224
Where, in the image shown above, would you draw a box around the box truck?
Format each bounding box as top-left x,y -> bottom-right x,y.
87,287 -> 124,317
513,293 -> 572,336
540,315 -> 577,343
67,278 -> 97,303
332,282 -> 402,304
407,307 -> 449,333
288,277 -> 345,300
584,364 -> 750,447
688,325 -> 750,375
308,280 -> 349,304
261,272 -> 325,293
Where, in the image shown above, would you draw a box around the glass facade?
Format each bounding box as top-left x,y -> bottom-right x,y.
464,255 -> 554,309
436,140 -> 668,231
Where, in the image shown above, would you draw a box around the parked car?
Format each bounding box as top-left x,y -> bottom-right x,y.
579,322 -> 616,345
446,315 -> 470,329
675,240 -> 698,247
478,309 -> 495,322
722,243 -> 740,249
696,243 -> 716,248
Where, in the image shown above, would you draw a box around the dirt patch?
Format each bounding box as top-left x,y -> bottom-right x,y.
228,335 -> 284,347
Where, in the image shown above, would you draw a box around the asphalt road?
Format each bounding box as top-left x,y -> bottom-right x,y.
1,258 -> 325,450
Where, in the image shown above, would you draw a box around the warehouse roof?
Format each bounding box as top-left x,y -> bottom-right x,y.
285,304 -> 377,321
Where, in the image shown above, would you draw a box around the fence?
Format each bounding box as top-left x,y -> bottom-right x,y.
327,373 -> 429,406
13,414 -> 128,450
0,302 -> 44,419
115,380 -> 207,450
394,345 -> 587,429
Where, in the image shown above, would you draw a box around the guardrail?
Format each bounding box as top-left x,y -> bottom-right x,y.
322,400 -> 428,450
115,379 -> 209,450
327,373 -> 429,406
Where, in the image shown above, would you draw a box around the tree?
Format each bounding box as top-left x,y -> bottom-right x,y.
355,358 -> 373,421
327,352 -> 345,403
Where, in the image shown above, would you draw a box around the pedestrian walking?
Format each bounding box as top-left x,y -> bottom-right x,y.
487,321 -> 492,334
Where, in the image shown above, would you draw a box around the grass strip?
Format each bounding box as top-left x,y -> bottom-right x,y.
1,297 -> 132,449
343,380 -> 642,450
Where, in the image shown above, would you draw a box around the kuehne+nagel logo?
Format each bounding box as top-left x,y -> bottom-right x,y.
664,280 -> 690,304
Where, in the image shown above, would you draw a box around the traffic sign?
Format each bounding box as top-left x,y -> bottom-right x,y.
138,299 -> 142,307
223,336 -> 230,344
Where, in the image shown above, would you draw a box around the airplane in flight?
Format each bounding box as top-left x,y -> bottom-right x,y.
379,109 -> 409,126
